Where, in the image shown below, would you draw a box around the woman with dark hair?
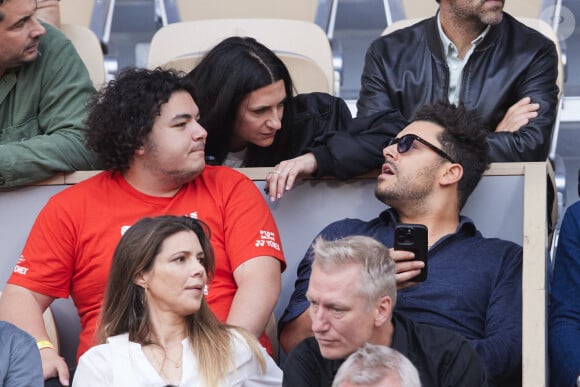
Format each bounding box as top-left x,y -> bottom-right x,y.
186,36 -> 396,201
73,216 -> 282,386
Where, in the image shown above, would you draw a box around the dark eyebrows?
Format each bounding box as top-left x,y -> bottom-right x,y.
248,96 -> 286,112
171,113 -> 193,121
10,14 -> 31,28
9,2 -> 37,29
169,250 -> 191,258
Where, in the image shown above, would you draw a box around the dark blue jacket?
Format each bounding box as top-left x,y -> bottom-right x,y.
549,201 -> 580,387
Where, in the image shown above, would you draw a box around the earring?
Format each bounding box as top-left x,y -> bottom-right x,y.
203,285 -> 208,296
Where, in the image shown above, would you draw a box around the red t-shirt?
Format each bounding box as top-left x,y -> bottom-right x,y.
9,166 -> 285,359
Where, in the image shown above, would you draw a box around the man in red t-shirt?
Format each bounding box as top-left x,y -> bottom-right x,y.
0,68 -> 285,386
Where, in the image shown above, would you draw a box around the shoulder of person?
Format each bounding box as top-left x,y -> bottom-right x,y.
45,171 -> 112,203
287,336 -> 320,358
322,216 -> 378,236
375,16 -> 433,45
0,321 -> 35,344
38,21 -> 74,54
409,318 -> 479,359
501,12 -> 554,47
285,93 -> 338,118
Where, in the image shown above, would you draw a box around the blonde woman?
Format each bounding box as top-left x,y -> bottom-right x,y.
74,216 -> 282,386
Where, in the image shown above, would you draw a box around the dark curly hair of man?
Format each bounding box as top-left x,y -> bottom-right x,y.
85,67 -> 194,172
413,101 -> 490,209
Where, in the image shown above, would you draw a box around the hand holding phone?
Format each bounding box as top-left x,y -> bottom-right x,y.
394,224 -> 428,282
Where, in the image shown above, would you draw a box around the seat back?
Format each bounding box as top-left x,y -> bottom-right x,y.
42,306 -> 60,354
147,18 -> 334,94
174,0 -> 318,22
35,0 -> 61,28
517,17 -> 565,237
61,24 -> 106,89
0,162 -> 550,385
60,0 -> 94,27
265,313 -> 280,363
60,0 -> 115,48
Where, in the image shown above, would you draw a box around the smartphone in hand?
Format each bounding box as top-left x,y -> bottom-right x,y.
394,224 -> 428,282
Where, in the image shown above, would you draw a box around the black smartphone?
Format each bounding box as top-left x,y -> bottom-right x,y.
394,224 -> 428,282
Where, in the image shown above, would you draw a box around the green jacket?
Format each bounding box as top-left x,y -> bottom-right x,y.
0,23 -> 99,187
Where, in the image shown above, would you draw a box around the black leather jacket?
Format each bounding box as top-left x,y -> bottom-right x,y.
209,92 -> 404,178
357,13 -> 559,162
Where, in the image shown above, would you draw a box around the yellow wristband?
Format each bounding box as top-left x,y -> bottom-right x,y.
36,340 -> 55,350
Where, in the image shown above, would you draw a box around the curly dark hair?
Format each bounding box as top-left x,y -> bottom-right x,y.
413,101 -> 490,209
86,67 -> 195,172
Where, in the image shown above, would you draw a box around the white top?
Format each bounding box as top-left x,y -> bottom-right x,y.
73,330 -> 282,387
223,149 -> 248,168
436,13 -> 490,106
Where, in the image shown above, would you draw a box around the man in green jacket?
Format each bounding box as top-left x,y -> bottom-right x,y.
0,0 -> 99,188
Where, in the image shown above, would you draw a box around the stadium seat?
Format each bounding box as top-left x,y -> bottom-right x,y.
147,18 -> 335,95
61,24 -> 106,89
60,0 -> 115,51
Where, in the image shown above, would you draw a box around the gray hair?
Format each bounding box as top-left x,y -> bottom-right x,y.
332,343 -> 422,387
311,236 -> 396,308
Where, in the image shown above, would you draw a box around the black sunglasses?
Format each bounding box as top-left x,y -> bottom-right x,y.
384,134 -> 456,163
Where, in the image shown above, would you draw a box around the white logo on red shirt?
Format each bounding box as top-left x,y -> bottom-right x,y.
255,230 -> 280,251
13,255 -> 28,275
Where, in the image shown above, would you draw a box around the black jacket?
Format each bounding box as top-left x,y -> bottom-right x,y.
357,13 -> 559,162
210,92 -> 404,178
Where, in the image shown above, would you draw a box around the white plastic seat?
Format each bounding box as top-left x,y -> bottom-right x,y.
174,0 -> 318,22
60,0 -> 115,49
147,18 -> 335,95
61,24 -> 106,89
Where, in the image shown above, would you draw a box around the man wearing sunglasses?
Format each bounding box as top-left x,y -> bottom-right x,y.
279,101 -> 522,387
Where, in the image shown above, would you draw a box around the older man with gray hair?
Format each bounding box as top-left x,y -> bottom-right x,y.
282,235 -> 488,387
332,343 -> 421,387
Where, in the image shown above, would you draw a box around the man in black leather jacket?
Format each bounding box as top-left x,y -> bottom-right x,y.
357,0 -> 559,162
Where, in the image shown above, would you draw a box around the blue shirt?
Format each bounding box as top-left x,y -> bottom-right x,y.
549,201 -> 580,387
280,208 -> 522,384
0,321 -> 43,387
